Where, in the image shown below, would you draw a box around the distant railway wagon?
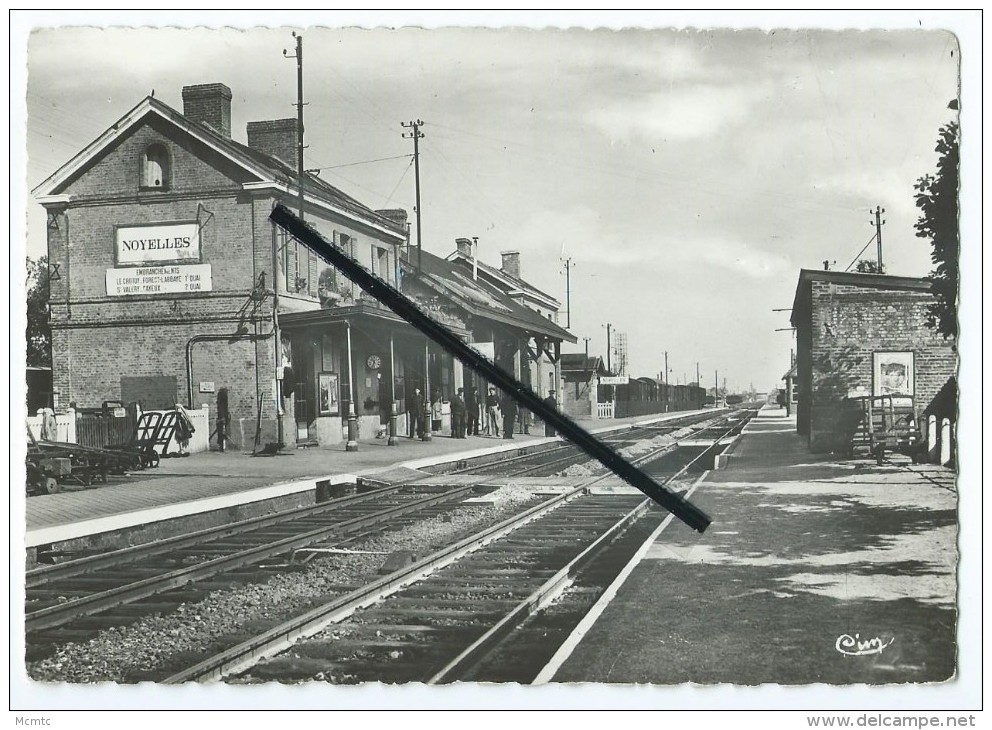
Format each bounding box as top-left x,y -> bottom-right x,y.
614,378 -> 706,418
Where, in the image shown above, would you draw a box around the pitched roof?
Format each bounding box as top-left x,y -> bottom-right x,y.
404,250 -> 576,343
447,251 -> 560,307
561,354 -> 607,374
33,95 -> 405,241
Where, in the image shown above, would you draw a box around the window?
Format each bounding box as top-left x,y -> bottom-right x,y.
141,144 -> 170,190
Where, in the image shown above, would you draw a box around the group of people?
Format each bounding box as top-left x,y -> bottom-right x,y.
450,386 -> 514,439
406,384 -> 558,441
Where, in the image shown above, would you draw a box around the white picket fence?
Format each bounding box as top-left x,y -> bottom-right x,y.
595,401 -> 615,419
26,410 -> 76,444
26,405 -> 210,454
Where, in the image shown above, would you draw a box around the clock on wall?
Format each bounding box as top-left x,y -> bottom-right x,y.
367,354 -> 382,370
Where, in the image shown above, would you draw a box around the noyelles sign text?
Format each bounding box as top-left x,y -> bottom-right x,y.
106,264 -> 212,296
116,222 -> 200,265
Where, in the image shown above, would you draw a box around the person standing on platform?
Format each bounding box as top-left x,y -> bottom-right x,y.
451,387 -> 466,438
486,387 -> 501,437
543,389 -> 558,436
466,386 -> 480,436
501,393 -> 518,439
430,388 -> 443,434
408,386 -> 426,439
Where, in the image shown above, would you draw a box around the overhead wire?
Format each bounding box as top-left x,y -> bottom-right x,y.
427,121 -> 871,217
419,134 -> 517,232
843,232 -> 878,272
307,153 -> 412,172
383,157 -> 415,208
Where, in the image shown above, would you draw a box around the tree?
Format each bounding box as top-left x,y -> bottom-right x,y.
855,259 -> 886,274
914,121 -> 959,339
26,256 -> 51,367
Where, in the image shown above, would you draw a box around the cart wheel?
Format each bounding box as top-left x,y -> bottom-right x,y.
43,477 -> 60,495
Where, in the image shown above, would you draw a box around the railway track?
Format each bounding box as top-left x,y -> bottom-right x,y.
25,408 -> 748,677
161,409 -> 754,684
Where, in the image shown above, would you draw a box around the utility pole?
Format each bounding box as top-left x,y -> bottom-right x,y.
664,351 -> 669,412
605,323 -> 612,372
401,120 -> 425,273
562,257 -> 573,329
272,31 -> 308,449
715,370 -> 719,407
283,32 -> 306,222
872,205 -> 886,272
696,361 -> 700,387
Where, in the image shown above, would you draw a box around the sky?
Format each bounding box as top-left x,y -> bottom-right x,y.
20,16 -> 962,394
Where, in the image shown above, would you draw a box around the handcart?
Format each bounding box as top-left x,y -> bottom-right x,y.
27,426 -> 111,489
104,411 -> 167,469
845,395 -> 924,465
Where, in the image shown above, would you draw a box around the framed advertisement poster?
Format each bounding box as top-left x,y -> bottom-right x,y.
318,372 -> 340,416
873,352 -> 914,397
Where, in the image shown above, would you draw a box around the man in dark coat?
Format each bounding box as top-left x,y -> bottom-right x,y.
465,386 -> 480,436
408,386 -> 426,439
501,393 -> 518,439
450,387 -> 466,438
486,387 -> 501,437
543,389 -> 558,437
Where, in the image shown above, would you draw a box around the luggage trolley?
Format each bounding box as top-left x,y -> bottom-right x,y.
845,395 -> 924,464
105,411 -> 165,469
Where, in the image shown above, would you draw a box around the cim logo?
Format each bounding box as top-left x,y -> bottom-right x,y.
835,633 -> 895,657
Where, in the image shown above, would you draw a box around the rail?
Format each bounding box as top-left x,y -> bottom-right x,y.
162,409 -> 753,683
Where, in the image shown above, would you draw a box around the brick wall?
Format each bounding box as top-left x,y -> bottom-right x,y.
42,111 -> 406,448
807,280 -> 957,451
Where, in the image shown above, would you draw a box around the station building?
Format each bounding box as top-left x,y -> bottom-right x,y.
789,268 -> 957,452
33,82 -> 574,449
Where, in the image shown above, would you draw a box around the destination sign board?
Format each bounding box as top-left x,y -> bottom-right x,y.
106,264 -> 212,296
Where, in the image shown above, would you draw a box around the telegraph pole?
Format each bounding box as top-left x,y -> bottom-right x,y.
562,257 -> 573,328
273,32 -> 308,450
872,205 -> 886,272
664,351 -> 669,412
696,361 -> 700,387
715,370 -> 719,407
401,120 -> 425,273
605,323 -> 612,372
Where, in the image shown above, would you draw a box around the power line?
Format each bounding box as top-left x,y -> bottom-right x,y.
427,123 -> 862,216
306,153 -> 412,172
843,232 -> 878,272
383,157 -> 415,208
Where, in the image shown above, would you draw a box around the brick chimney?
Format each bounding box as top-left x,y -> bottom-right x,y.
181,83 -> 232,138
455,238 -> 473,257
375,209 -> 409,233
500,250 -> 521,279
246,119 -> 298,166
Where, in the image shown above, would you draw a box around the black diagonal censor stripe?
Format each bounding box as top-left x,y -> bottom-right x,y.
269,204 -> 711,532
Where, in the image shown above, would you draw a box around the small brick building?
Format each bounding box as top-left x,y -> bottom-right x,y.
790,269 -> 957,452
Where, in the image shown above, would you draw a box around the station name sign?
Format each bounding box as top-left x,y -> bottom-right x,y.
599,376 -> 629,385
106,264 -> 212,296
116,222 -> 201,265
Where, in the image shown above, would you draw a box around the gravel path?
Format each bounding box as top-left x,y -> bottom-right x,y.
28,492 -> 542,684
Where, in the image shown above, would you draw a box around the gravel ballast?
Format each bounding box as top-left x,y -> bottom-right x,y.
28,489 -> 542,683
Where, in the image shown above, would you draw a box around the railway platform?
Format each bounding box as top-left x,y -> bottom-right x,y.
548,404 -> 958,686
23,409 -> 709,552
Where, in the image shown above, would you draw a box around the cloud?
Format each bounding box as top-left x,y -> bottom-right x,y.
586,83 -> 768,142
